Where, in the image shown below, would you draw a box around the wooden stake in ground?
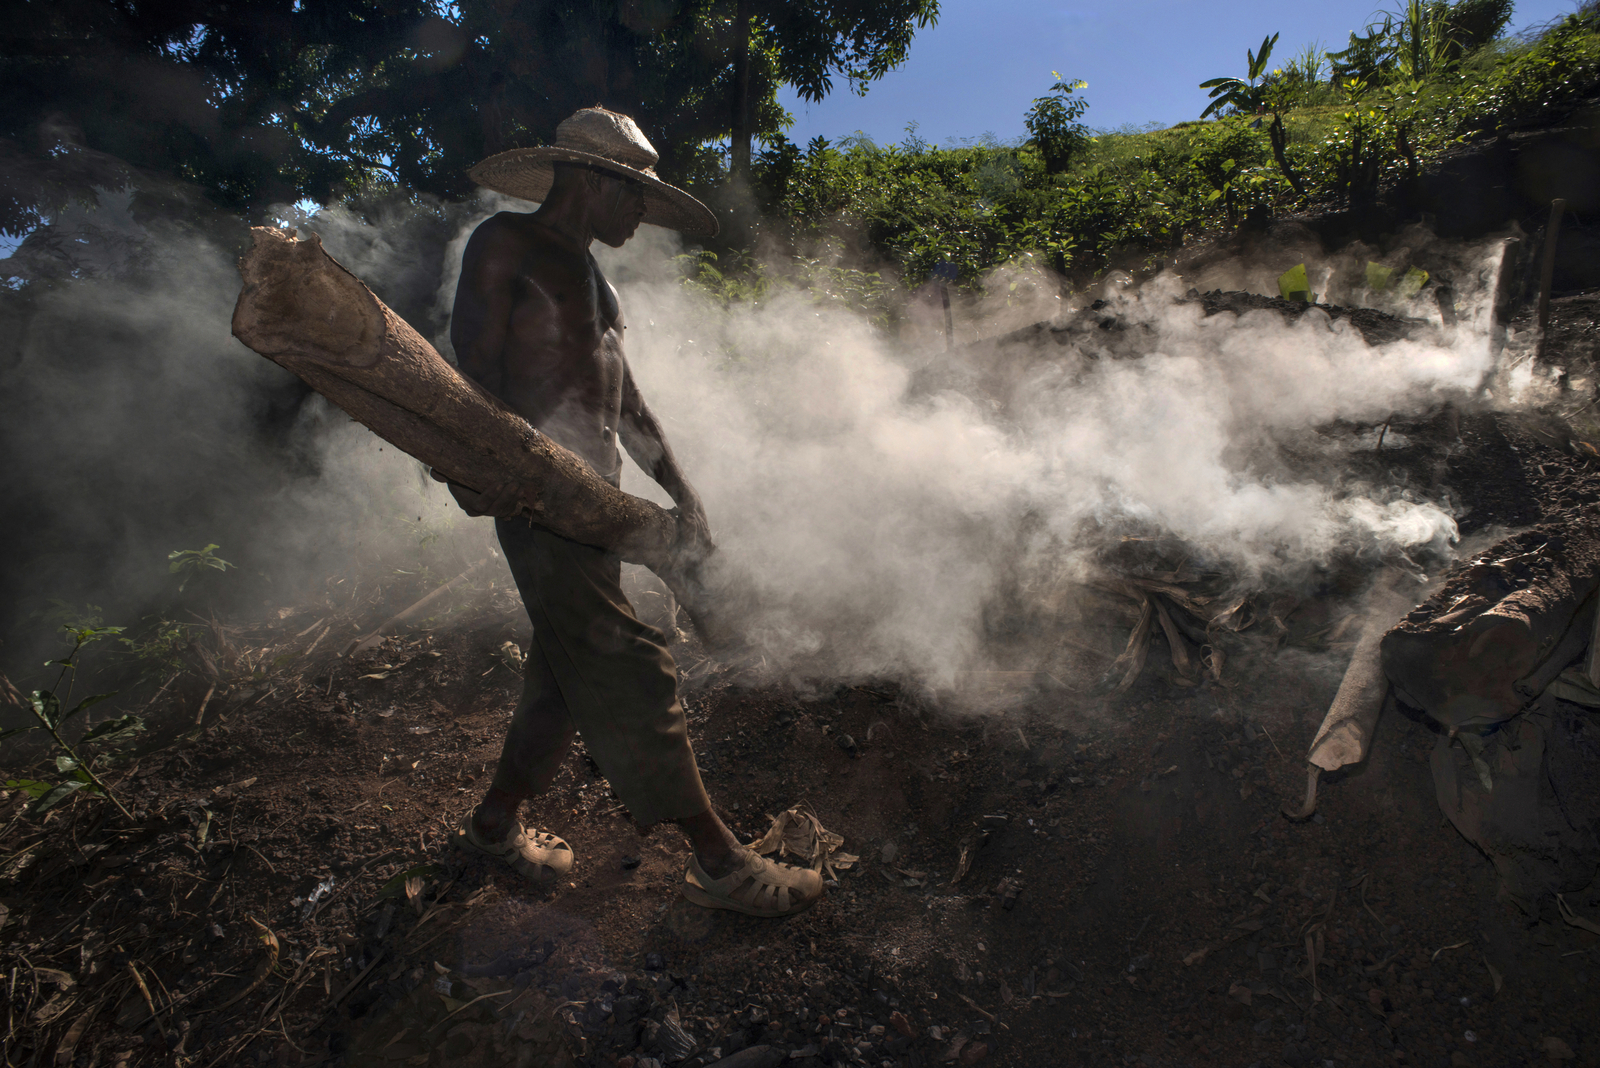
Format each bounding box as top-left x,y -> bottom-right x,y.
1535,198 -> 1568,363
230,226 -> 732,640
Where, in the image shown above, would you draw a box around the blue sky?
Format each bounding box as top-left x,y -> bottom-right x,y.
778,0 -> 1586,147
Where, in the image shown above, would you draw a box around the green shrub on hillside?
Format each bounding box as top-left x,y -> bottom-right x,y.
705,5 -> 1600,312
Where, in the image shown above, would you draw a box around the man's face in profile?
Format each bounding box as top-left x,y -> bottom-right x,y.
592,171 -> 647,248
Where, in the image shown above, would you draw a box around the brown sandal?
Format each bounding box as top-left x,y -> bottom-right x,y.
455,807 -> 573,884
682,850 -> 824,917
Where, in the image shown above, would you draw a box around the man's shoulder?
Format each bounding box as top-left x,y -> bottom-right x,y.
466,213 -> 585,276
468,211 -> 540,250
470,212 -> 574,251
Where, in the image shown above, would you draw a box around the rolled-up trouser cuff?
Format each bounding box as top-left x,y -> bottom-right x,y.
492,519 -> 711,827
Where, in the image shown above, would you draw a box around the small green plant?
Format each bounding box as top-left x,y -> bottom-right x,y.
1200,33 -> 1309,199
1025,74 -> 1092,174
1200,33 -> 1279,119
168,543 -> 234,592
120,618 -> 198,677
3,621 -> 142,821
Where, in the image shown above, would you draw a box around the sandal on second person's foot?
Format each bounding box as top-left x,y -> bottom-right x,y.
454,807 -> 573,884
681,850 -> 824,917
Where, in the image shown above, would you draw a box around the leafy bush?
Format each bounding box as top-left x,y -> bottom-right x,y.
1025,75 -> 1092,174
732,8 -> 1600,299
2,621 -> 140,822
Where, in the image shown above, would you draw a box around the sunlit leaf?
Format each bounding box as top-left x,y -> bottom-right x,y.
29,690 -> 62,728
30,780 -> 86,815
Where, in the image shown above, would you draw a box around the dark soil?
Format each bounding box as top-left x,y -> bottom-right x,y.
5,294 -> 1600,1068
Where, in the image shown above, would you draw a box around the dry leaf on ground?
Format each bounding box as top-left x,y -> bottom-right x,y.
747,802 -> 858,879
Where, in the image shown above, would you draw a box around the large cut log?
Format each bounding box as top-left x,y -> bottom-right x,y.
1380,517 -> 1600,731
230,226 -> 728,638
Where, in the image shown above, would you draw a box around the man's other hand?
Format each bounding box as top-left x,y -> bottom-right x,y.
430,470 -> 527,519
674,496 -> 715,558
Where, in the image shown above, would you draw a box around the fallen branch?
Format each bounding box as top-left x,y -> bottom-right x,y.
1307,571 -> 1417,769
344,556 -> 492,656
211,917 -> 279,1014
1104,596 -> 1155,700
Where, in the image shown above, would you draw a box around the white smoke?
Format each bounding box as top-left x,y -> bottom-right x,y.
583,228 -> 1497,685
0,183 -> 1507,695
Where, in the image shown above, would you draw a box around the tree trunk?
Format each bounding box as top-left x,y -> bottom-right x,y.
1268,113 -> 1307,201
230,226 -> 733,638
729,0 -> 753,183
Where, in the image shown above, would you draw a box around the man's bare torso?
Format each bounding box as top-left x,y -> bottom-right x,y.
452,211 -> 627,480
446,169 -> 709,554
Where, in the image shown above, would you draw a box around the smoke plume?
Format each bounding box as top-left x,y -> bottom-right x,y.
0,184 -> 1508,696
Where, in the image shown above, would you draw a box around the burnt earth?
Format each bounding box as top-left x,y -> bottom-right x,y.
5,295 -> 1600,1068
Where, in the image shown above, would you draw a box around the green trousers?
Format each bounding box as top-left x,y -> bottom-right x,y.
490,518 -> 710,828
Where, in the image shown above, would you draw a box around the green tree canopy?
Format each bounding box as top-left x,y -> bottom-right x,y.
1,0 -> 940,237
719,0 -> 940,180
0,0 -> 432,235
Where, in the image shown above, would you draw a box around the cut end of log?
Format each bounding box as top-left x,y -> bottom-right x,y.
232,226 -> 385,369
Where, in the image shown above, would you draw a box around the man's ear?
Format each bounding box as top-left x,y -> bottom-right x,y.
584,168 -> 609,194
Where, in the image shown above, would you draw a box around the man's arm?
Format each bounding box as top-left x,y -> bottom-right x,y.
618,362 -> 712,550
450,217 -> 519,396
441,217 -> 522,517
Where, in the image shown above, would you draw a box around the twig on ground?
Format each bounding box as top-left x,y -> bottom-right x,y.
195,682 -> 218,727
332,949 -> 386,1007
427,988 -> 516,1034
1358,875 -> 1391,940
211,917 -> 279,1015
958,993 -> 995,1022
127,960 -> 169,1043
344,557 -> 491,657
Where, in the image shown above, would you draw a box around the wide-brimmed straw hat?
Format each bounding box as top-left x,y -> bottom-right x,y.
469,108 -> 718,238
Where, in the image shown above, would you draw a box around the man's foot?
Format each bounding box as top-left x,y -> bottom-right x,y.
681,849 -> 824,917
693,845 -> 746,880
455,805 -> 574,884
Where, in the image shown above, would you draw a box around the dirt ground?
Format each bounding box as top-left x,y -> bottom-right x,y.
5,294 -> 1600,1068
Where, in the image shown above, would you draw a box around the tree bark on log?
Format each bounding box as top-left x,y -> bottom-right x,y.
1307,570 -> 1416,772
230,226 -> 728,636
1380,519 -> 1600,731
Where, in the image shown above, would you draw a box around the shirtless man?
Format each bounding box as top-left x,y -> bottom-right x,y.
444,108 -> 821,918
